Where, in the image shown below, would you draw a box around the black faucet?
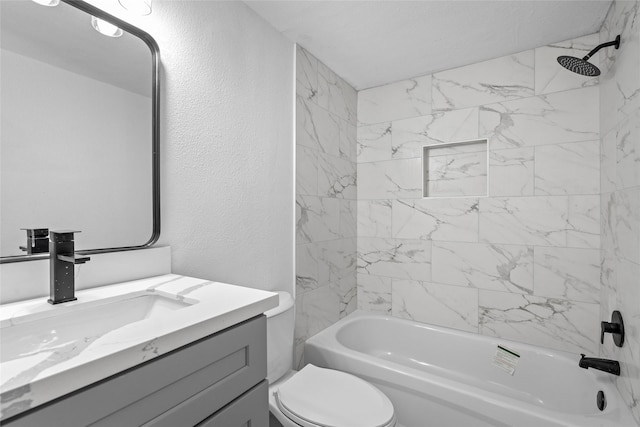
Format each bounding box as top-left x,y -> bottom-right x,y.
48,230 -> 90,305
601,310 -> 625,347
19,228 -> 49,254
579,354 -> 620,376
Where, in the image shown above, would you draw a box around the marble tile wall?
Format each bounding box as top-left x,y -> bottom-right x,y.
357,33 -> 604,356
599,0 -> 640,423
295,46 -> 357,368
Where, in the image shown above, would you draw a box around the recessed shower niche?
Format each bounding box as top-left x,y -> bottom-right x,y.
422,139 -> 488,198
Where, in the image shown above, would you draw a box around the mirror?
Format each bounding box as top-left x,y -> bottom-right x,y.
0,0 -> 159,262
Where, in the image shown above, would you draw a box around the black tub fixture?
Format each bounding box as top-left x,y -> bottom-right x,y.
597,391 -> 606,411
579,354 -> 620,376
601,310 -> 625,347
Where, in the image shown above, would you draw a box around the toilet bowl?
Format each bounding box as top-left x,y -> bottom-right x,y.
266,292 -> 396,427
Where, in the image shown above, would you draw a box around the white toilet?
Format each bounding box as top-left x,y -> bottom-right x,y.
265,292 -> 396,427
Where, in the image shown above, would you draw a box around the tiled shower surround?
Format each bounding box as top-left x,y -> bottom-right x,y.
295,3 -> 639,421
356,33 -> 603,356
599,0 -> 640,422
295,47 -> 358,367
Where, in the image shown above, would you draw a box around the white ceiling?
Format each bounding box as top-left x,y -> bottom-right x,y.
245,0 -> 613,90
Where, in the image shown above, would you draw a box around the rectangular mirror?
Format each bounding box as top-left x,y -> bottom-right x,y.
0,0 -> 160,262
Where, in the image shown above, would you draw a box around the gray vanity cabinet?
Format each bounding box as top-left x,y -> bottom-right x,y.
3,316 -> 268,427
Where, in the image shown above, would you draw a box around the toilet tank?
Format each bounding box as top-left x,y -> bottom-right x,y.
265,291 -> 295,384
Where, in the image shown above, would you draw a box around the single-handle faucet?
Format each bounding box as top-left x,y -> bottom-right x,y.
601,310 -> 625,347
48,230 -> 90,305
579,354 -> 620,376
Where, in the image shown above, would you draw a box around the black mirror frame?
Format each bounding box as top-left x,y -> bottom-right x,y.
0,0 -> 160,264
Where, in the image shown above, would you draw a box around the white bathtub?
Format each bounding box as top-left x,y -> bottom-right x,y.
305,311 -> 637,427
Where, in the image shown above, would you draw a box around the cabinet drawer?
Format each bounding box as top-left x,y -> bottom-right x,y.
197,380 -> 268,427
4,315 -> 266,427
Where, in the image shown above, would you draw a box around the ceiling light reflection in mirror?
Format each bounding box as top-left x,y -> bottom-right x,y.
118,0 -> 152,16
32,0 -> 60,6
91,16 -> 123,37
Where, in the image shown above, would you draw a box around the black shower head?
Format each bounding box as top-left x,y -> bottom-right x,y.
557,35 -> 621,76
557,55 -> 601,76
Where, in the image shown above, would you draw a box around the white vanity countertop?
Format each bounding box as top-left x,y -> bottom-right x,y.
0,274 -> 278,421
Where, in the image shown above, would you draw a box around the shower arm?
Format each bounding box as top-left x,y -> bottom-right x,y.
583,35 -> 621,60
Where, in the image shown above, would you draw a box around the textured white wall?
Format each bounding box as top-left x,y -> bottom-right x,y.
84,0 -> 295,293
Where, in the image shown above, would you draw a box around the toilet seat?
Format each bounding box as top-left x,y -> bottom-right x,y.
275,364 -> 396,427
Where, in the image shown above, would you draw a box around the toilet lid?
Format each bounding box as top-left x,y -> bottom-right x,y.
276,364 -> 395,427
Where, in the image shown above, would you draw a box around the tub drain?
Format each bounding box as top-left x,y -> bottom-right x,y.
597,390 -> 606,411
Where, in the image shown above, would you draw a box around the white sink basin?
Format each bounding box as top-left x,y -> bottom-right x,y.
1,293 -> 193,363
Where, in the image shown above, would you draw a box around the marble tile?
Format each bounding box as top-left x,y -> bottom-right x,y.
599,270 -> 618,341
489,147 -> 535,196
616,258 -> 640,345
391,108 -> 479,159
330,275 -> 357,319
616,113 -> 640,189
296,145 -> 317,196
339,199 -> 357,238
479,196 -> 568,246
601,18 -> 640,136
479,290 -> 599,354
317,238 -> 356,286
339,118 -> 357,162
392,280 -> 479,333
296,46 -> 318,103
598,0 -> 639,78
357,158 -> 422,199
600,191 -> 618,265
600,3 -> 640,422
392,198 -> 479,242
598,66 -> 621,140
599,68 -> 617,139
296,243 -> 319,293
294,342 -> 305,371
296,195 -> 340,244
534,247 -> 600,303
618,339 -> 640,427
294,50 -> 358,364
318,60 -> 357,124
614,188 -> 640,263
295,286 -> 340,345
479,86 -> 600,150
432,242 -> 534,294
357,200 -> 392,238
358,75 -> 432,125
567,195 -> 600,249
357,237 -> 431,281
296,96 -> 341,157
534,140 -> 600,195
534,33 -> 600,95
357,122 -> 392,163
600,129 -> 618,194
425,150 -> 487,197
432,51 -> 534,111
357,273 -> 392,313
317,152 -> 356,199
